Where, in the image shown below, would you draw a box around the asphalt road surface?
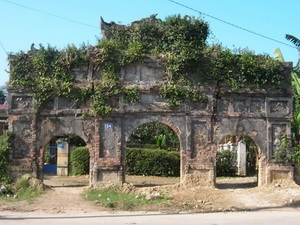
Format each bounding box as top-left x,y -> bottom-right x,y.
1,209 -> 300,225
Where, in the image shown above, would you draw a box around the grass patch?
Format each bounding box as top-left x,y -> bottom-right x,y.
0,177 -> 44,203
83,187 -> 170,210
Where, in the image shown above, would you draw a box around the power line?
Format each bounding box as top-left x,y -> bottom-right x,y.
1,0 -> 99,30
168,0 -> 297,50
0,40 -> 8,56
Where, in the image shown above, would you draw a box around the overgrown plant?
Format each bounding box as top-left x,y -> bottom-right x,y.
0,131 -> 13,184
216,150 -> 236,177
289,145 -> 300,165
272,134 -> 290,163
9,44 -> 88,108
9,15 -> 287,115
123,86 -> 139,103
1,175 -> 44,203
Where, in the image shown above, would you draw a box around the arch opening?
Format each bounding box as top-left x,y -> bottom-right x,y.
43,134 -> 88,177
216,135 -> 259,189
125,122 -> 180,187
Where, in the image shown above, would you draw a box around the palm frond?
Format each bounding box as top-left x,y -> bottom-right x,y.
286,34 -> 300,48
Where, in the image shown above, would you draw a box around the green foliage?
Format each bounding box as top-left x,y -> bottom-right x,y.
70,147 -> 90,175
66,134 -> 86,147
289,145 -> 300,165
216,150 -> 236,177
212,47 -> 285,90
122,41 -> 146,65
83,186 -> 169,210
159,15 -> 209,80
290,66 -> 300,144
123,86 -> 139,103
0,89 -> 5,104
9,44 -> 88,108
285,34 -> 300,48
272,134 -> 290,163
126,148 -> 180,177
274,48 -> 300,145
9,15 -> 287,114
0,132 -> 13,184
2,177 -> 44,203
128,122 -> 179,150
90,88 -> 113,116
154,134 -> 166,149
159,84 -> 208,107
44,148 -> 51,164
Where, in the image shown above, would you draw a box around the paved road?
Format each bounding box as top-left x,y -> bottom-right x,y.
1,210 -> 300,225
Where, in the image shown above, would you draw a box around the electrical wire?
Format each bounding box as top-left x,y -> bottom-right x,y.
1,0 -> 99,30
0,41 -> 8,56
1,0 -> 298,51
168,0 -> 297,50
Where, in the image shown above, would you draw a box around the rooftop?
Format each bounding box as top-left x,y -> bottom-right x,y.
0,104 -> 8,111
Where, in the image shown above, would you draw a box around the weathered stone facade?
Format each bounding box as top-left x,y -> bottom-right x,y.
7,57 -> 294,187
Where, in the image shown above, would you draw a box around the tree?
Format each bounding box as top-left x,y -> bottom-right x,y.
0,89 -> 5,104
274,48 -> 300,144
285,34 -> 300,144
286,34 -> 300,49
127,122 -> 179,150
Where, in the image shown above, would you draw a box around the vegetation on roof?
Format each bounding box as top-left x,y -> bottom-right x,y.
8,14 -> 287,115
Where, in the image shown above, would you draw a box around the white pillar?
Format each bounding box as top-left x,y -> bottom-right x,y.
57,141 -> 69,176
237,140 -> 246,176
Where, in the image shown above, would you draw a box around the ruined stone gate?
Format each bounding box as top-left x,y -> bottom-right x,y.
7,57 -> 294,187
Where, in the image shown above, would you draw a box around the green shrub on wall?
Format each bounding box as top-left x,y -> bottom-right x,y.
70,147 -> 90,175
126,148 -> 180,177
9,15 -> 286,114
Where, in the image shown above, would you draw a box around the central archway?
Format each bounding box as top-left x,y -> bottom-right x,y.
121,115 -> 187,185
125,122 -> 180,186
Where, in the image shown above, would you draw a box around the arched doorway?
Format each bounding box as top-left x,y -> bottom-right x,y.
125,122 -> 180,186
216,135 -> 259,188
43,134 -> 87,176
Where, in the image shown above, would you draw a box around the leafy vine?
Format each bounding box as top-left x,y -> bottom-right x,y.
8,15 -> 287,115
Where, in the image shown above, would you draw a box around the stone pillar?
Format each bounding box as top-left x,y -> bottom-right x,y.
237,140 -> 246,176
57,141 -> 69,176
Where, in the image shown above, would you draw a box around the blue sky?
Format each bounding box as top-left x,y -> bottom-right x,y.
0,0 -> 299,87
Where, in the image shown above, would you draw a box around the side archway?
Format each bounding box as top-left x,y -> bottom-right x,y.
41,134 -> 88,177
36,117 -> 94,180
216,133 -> 263,188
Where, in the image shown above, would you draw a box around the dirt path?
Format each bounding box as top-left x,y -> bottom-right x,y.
1,175 -> 300,214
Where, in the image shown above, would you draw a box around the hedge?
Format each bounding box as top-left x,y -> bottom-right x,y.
126,148 -> 180,177
70,146 -> 90,175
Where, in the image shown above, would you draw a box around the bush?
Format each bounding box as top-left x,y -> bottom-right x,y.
216,150 -> 236,177
70,147 -> 90,175
2,175 -> 44,202
288,145 -> 300,165
0,132 -> 13,184
126,148 -> 180,177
